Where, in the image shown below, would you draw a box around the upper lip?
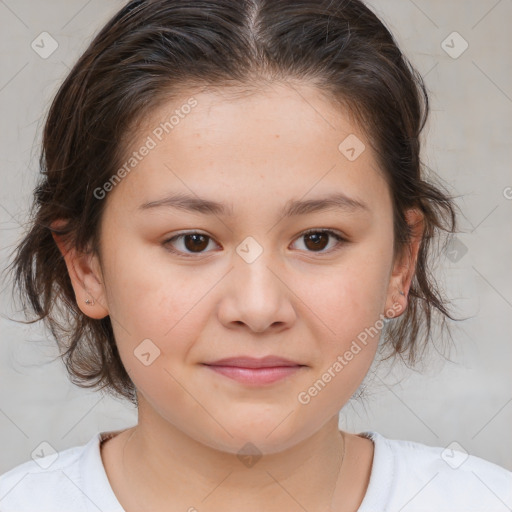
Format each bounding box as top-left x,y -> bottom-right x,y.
203,356 -> 304,368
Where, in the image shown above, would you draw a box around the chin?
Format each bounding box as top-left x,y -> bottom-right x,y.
196,414 -> 309,456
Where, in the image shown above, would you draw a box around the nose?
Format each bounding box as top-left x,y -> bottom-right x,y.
216,249 -> 296,334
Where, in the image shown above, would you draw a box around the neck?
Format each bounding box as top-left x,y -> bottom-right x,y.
121,401 -> 348,512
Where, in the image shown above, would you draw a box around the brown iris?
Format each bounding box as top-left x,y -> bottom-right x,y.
183,234 -> 210,253
303,232 -> 329,251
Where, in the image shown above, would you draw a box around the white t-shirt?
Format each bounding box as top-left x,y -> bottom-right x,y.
0,429 -> 511,511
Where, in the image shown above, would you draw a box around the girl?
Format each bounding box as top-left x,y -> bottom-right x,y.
1,0 -> 510,511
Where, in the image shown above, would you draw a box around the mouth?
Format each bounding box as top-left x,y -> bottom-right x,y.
201,356 -> 307,386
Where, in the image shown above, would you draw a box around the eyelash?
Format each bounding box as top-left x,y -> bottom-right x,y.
162,228 -> 348,258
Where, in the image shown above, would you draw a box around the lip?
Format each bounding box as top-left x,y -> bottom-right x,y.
204,356 -> 303,368
202,356 -> 306,386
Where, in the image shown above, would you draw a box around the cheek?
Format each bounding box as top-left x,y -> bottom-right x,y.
103,238 -> 208,336
290,247 -> 391,393
293,254 -> 391,340
292,266 -> 385,416
100,243 -> 216,394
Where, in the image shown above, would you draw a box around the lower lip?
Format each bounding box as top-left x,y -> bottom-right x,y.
203,365 -> 304,385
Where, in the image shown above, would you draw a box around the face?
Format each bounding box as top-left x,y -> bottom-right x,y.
56,83 -> 420,454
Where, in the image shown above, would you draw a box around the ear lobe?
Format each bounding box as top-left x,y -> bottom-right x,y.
51,220 -> 109,319
384,208 -> 424,317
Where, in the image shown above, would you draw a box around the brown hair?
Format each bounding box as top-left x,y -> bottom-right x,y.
3,0 -> 463,406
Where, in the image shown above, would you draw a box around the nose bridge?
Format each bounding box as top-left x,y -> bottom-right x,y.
235,234 -> 282,301
219,234 -> 294,332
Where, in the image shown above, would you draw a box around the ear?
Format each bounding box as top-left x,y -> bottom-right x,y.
51,219 -> 109,319
384,208 -> 424,319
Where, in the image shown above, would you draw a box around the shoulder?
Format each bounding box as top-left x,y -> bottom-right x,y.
364,431 -> 512,511
0,436 -> 97,512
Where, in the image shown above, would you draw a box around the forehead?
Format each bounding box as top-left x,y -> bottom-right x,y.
108,82 -> 389,217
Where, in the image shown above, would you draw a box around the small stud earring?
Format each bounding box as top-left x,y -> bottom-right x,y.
85,298 -> 95,305
399,290 -> 405,296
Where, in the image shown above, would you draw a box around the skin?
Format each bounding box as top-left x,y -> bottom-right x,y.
52,82 -> 423,512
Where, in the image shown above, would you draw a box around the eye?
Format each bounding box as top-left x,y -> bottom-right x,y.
162,228 -> 348,258
163,232 -> 220,257
290,229 -> 347,254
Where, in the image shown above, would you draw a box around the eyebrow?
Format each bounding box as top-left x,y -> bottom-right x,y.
138,191 -> 370,217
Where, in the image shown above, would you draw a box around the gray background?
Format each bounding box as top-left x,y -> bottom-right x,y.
0,0 -> 511,475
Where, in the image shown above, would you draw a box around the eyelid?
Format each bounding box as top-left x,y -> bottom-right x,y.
291,228 -> 347,254
162,230 -> 220,258
162,228 -> 348,258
